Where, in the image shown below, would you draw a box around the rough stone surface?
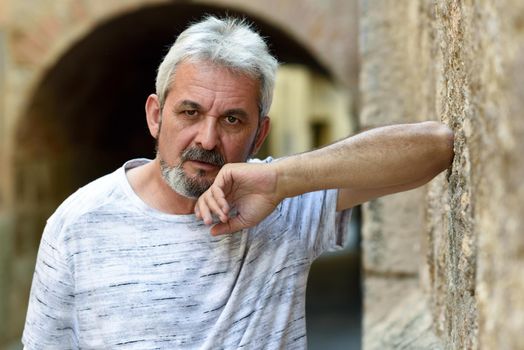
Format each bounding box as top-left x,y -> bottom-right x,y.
361,0 -> 524,349
427,1 -> 524,349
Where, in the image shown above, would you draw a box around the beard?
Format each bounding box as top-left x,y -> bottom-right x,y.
159,147 -> 225,199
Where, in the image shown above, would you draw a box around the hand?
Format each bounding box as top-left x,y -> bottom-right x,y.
194,162 -> 281,235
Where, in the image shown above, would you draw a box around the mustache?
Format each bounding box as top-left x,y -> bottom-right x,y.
181,147 -> 225,167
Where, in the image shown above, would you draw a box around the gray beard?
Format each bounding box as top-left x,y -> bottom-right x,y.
159,147 -> 225,199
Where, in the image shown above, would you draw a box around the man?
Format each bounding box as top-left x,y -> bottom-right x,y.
22,16 -> 454,349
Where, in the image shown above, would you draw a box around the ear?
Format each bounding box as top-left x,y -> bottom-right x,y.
251,116 -> 271,155
145,94 -> 162,139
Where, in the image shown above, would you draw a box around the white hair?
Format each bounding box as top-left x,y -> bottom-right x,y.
155,16 -> 279,117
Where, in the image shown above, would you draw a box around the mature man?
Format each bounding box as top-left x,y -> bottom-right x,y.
23,16 -> 454,349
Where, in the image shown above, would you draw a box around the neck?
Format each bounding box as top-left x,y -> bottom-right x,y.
126,159 -> 197,215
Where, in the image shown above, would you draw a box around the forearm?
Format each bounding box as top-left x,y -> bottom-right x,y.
273,121 -> 454,200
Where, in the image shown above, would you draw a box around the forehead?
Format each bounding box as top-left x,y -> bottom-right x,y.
167,61 -> 260,110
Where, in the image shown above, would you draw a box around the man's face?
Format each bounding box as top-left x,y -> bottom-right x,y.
153,61 -> 269,198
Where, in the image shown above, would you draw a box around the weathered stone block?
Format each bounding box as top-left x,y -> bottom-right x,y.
363,276 -> 442,350
362,188 -> 426,275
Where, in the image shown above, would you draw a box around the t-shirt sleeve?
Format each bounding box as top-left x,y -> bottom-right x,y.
22,216 -> 78,349
280,189 -> 352,260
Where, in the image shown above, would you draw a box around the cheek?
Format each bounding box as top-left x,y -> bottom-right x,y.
222,134 -> 257,162
158,124 -> 194,155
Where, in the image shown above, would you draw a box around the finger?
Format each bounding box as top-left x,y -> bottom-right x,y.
198,194 -> 214,225
210,187 -> 230,221
194,202 -> 201,219
204,191 -> 228,223
211,216 -> 246,236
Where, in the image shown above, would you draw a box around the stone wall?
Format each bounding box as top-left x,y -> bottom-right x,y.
360,0 -> 524,349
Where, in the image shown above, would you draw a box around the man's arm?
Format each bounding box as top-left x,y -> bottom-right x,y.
195,121 -> 454,235
276,121 -> 454,210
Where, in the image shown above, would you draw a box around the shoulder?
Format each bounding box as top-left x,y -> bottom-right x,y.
45,166 -> 125,240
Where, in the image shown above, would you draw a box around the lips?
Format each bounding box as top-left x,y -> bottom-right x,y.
187,159 -> 220,171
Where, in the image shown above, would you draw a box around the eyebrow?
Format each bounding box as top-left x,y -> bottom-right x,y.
222,108 -> 248,118
175,100 -> 249,118
177,100 -> 202,110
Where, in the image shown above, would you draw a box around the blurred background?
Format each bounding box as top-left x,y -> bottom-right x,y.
0,1 -> 361,348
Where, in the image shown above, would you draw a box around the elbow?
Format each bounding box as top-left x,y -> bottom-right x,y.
438,123 -> 455,169
425,121 -> 455,172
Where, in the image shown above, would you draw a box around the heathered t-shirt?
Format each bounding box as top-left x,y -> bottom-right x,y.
22,158 -> 351,349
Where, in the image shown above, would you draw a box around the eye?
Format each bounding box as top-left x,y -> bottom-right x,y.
225,115 -> 239,125
184,110 -> 198,117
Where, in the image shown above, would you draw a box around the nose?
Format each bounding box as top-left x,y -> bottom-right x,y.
195,117 -> 220,150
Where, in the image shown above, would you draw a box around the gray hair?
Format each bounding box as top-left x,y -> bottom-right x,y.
155,16 -> 279,117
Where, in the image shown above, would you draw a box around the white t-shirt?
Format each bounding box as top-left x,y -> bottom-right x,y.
23,158 -> 351,349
